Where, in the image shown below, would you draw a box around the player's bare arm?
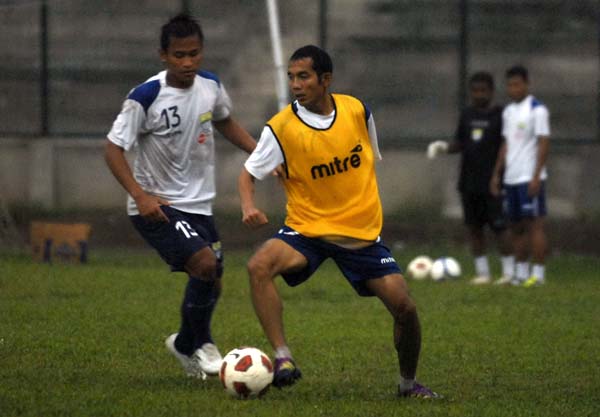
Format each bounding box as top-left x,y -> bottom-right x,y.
104,140 -> 170,222
490,140 -> 507,197
529,135 -> 549,197
238,168 -> 268,228
213,117 -> 256,154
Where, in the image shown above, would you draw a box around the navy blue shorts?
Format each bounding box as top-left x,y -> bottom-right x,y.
130,206 -> 223,274
274,226 -> 402,297
504,182 -> 547,222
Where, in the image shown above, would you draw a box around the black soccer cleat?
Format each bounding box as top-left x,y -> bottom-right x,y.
272,357 -> 302,388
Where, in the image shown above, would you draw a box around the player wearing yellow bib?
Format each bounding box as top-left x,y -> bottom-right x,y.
267,92 -> 382,242
239,45 -> 439,398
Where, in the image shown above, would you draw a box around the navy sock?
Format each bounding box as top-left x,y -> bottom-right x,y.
175,276 -> 220,354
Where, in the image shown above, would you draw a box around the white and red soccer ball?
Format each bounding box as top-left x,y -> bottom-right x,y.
406,255 -> 434,280
406,255 -> 461,281
219,347 -> 273,399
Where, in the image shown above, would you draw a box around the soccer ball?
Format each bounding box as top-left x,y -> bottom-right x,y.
406,255 -> 434,280
220,347 -> 274,399
430,257 -> 462,281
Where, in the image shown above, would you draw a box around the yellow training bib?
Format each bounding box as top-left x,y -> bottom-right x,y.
267,94 -> 382,241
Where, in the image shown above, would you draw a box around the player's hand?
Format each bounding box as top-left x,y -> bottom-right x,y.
242,207 -> 269,228
489,173 -> 502,197
271,165 -> 285,178
528,177 -> 541,197
135,193 -> 170,223
427,140 -> 449,159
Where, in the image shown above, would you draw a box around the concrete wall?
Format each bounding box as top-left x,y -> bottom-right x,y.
1,137 -> 598,218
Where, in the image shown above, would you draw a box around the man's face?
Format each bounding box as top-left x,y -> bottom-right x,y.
160,34 -> 203,88
287,57 -> 330,110
506,75 -> 528,102
469,81 -> 493,109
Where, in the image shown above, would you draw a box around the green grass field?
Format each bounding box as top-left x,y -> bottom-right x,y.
1,248 -> 599,417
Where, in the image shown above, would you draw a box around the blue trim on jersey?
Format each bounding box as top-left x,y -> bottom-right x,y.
531,97 -> 542,109
363,103 -> 371,121
362,102 -> 371,128
128,80 -> 161,113
198,70 -> 221,86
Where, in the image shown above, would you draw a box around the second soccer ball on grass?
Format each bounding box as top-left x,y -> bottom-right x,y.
430,257 -> 462,281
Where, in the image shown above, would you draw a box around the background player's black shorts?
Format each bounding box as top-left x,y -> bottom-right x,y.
130,206 -> 223,274
460,191 -> 506,232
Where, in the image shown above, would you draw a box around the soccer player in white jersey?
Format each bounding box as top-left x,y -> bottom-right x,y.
490,65 -> 550,287
104,14 -> 256,378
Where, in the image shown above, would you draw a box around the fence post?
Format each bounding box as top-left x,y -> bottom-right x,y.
319,0 -> 328,50
458,0 -> 468,111
40,0 -> 49,136
181,0 -> 191,14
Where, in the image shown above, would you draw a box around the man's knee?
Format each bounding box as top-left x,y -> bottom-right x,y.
185,248 -> 218,280
394,296 -> 417,321
247,253 -> 273,283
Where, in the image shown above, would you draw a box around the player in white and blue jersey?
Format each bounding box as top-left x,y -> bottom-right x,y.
105,14 -> 256,378
491,65 -> 550,287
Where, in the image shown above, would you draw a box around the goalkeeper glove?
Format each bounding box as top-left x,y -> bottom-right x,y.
427,140 -> 449,159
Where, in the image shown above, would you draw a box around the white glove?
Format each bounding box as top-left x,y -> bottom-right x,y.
427,140 -> 449,160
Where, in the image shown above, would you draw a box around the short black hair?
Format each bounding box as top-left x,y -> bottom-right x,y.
290,45 -> 333,79
506,65 -> 529,82
160,14 -> 204,51
469,71 -> 494,90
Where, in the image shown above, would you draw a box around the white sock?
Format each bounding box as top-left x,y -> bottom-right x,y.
474,256 -> 490,277
501,255 -> 515,278
532,264 -> 545,282
516,262 -> 530,281
399,377 -> 415,392
275,346 -> 292,359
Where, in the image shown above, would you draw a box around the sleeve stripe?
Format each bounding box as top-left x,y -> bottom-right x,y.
127,80 -> 161,114
198,70 -> 221,86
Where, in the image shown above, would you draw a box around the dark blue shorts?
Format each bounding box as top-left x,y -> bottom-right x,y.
130,206 -> 223,275
274,226 -> 401,297
504,182 -> 547,222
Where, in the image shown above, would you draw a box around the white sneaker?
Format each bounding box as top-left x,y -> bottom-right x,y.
494,275 -> 513,286
192,342 -> 223,375
470,275 -> 491,285
165,333 -> 206,379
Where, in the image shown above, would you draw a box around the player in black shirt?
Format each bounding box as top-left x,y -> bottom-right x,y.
427,72 -> 514,285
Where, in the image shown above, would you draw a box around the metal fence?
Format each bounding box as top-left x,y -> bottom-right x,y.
0,0 -> 598,142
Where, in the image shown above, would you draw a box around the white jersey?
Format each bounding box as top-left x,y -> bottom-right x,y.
245,100 -> 381,180
502,95 -> 550,185
107,70 -> 232,215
